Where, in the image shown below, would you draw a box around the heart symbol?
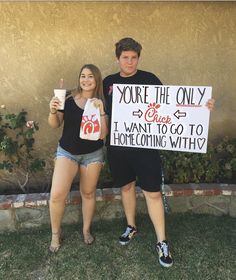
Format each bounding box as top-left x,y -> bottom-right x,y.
197,138 -> 206,150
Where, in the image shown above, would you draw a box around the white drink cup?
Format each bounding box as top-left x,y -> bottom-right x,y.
54,89 -> 66,110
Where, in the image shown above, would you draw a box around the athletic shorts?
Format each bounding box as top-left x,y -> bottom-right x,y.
107,148 -> 162,192
56,145 -> 104,167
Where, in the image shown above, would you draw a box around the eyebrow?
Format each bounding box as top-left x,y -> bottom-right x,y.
122,55 -> 138,58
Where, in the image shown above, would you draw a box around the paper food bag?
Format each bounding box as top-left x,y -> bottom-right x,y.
80,99 -> 101,141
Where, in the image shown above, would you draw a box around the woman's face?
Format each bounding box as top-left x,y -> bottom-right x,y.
79,68 -> 96,92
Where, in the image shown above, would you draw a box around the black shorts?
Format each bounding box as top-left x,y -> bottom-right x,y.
107,147 -> 162,192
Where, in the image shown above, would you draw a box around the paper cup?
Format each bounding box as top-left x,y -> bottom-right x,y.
54,89 -> 66,110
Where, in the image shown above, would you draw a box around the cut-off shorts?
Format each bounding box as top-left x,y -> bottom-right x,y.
55,145 -> 104,167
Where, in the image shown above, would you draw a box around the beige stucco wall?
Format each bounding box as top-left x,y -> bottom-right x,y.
0,1 -> 236,182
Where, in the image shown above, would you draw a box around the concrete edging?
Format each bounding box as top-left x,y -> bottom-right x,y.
0,184 -> 235,232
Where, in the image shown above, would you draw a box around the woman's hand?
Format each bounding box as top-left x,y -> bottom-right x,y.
49,97 -> 61,114
91,98 -> 105,115
206,98 -> 215,111
48,96 -> 64,128
90,98 -> 108,139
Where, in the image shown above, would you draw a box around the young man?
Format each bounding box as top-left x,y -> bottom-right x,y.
103,37 -> 214,268
103,37 -> 173,268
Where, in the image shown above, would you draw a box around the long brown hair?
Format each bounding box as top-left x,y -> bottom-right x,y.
70,64 -> 104,103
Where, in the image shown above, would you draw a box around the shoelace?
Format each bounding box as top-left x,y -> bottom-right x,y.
160,242 -> 169,257
122,227 -> 132,237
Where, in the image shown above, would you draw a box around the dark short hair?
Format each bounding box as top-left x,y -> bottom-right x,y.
115,37 -> 142,59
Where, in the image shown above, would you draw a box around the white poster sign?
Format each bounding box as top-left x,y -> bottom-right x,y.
110,84 -> 212,153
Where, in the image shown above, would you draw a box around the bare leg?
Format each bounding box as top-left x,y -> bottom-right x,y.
50,157 -> 78,248
79,162 -> 102,243
142,190 -> 166,242
121,181 -> 137,228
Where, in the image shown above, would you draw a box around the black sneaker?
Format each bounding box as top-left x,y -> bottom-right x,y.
119,225 -> 137,245
156,240 -> 173,268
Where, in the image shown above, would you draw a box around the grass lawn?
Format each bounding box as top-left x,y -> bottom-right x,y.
0,213 -> 235,280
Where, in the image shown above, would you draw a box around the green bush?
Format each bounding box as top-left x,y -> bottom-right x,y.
160,136 -> 236,184
1,109 -> 235,192
99,136 -> 236,186
0,109 -> 45,192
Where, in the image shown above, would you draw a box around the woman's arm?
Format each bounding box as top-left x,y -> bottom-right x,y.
99,113 -> 109,140
91,98 -> 108,140
48,96 -> 64,128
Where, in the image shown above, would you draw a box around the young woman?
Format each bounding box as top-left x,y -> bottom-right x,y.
48,64 -> 108,252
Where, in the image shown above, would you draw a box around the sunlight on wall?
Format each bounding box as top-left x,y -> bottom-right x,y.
0,2 -> 235,157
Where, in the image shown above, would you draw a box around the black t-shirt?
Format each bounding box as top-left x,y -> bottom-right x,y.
59,96 -> 103,155
103,69 -> 162,150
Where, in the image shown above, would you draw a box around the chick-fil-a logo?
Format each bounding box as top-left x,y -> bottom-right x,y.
81,114 -> 100,134
144,103 -> 172,124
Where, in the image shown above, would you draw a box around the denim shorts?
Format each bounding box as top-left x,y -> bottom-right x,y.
56,145 -> 104,167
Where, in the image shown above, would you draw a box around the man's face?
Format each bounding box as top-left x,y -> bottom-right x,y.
117,50 -> 139,77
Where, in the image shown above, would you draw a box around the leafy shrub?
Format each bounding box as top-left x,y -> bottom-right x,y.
160,136 -> 236,184
0,109 -> 45,192
98,137 -> 236,186
1,108 -> 235,193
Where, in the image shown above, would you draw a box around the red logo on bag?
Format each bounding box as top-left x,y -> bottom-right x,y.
81,114 -> 100,134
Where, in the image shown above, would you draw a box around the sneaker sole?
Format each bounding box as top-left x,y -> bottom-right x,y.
119,231 -> 137,246
159,259 -> 173,268
119,240 -> 130,246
